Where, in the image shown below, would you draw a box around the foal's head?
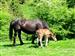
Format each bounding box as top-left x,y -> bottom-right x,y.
48,31 -> 57,41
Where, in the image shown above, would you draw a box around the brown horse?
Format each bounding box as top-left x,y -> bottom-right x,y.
36,29 -> 57,47
9,18 -> 49,45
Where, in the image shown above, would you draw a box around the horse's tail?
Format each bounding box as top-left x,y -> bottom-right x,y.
9,21 -> 13,41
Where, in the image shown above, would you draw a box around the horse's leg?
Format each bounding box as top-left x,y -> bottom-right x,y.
13,31 -> 17,46
18,30 -> 24,45
32,34 -> 37,44
32,34 -> 35,44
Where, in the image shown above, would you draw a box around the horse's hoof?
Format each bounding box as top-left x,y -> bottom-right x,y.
32,42 -> 35,44
32,41 -> 35,44
20,43 -> 24,45
13,44 -> 16,46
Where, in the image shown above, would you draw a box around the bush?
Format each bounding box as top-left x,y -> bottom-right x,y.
0,0 -> 75,41
30,0 -> 75,39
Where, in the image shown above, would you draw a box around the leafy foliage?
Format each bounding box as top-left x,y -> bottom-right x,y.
0,0 -> 75,41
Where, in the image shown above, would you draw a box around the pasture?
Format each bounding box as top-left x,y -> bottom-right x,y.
0,0 -> 75,56
0,39 -> 75,56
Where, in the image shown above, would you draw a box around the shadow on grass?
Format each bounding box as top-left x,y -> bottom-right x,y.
29,45 -> 38,48
2,42 -> 39,48
2,42 -> 31,47
1,40 -> 39,48
3,44 -> 14,47
2,44 -> 24,47
28,43 -> 39,48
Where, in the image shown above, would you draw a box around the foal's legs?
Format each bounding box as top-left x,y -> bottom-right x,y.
37,38 -> 43,47
45,36 -> 48,46
40,38 -> 43,47
45,34 -> 51,46
13,31 -> 17,46
37,34 -> 43,47
18,30 -> 24,45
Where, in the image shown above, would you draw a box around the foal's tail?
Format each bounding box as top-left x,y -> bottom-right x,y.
9,21 -> 13,41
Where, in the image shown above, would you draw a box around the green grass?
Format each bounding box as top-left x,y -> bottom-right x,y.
0,39 -> 75,56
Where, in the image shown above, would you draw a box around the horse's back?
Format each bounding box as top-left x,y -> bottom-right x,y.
10,18 -> 49,32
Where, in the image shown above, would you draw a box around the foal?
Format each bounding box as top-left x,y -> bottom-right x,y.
36,29 -> 57,47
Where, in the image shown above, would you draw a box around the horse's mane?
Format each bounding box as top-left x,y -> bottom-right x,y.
41,20 -> 49,29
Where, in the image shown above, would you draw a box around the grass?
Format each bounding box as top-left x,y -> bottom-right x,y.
0,39 -> 75,56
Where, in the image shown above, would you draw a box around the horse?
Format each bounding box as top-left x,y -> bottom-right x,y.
36,29 -> 57,47
9,18 -> 49,45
